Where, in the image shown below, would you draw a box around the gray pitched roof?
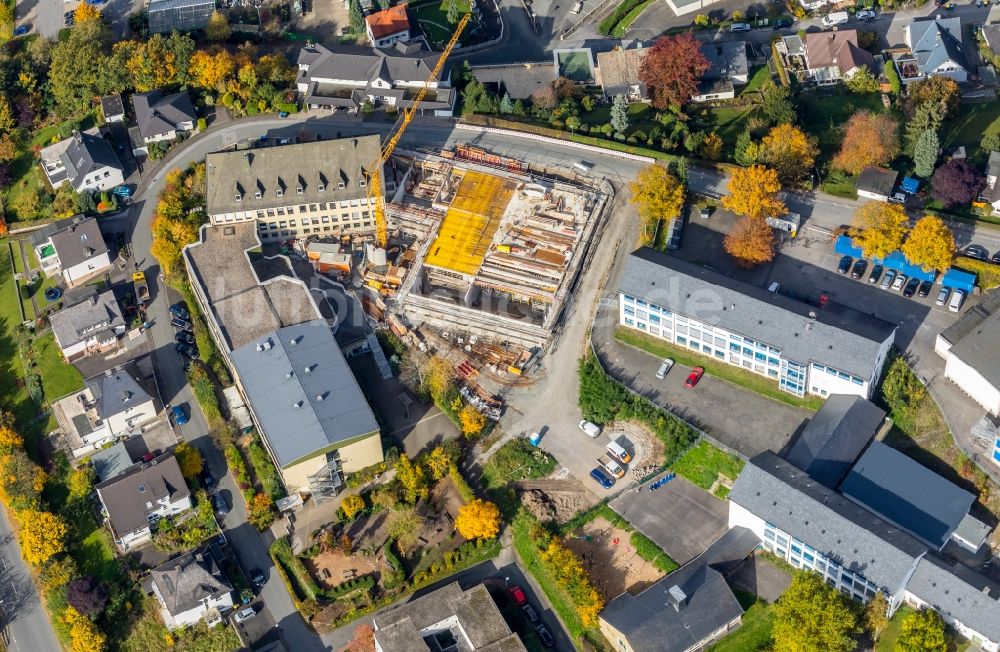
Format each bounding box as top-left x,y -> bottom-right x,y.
91,442 -> 136,482
907,556 -> 1000,643
205,136 -> 382,216
151,546 -> 233,616
699,41 -> 748,81
49,290 -> 124,349
856,166 -> 899,197
988,152 -> 1000,203
59,132 -> 123,185
298,42 -> 441,85
785,395 -> 885,488
729,451 -> 926,591
984,24 -> 1000,55
229,321 -> 379,468
947,309 -> 1000,389
619,248 -> 897,378
699,526 -> 761,575
908,17 -> 969,74
48,215 -> 109,270
86,368 -> 153,420
596,48 -> 647,99
133,90 -> 197,140
95,453 -> 190,537
600,562 -> 743,652
840,441 -> 974,550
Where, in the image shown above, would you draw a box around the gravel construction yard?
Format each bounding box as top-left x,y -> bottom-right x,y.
565,516 -> 665,601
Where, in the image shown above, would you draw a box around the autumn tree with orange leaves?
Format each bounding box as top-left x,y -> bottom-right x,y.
832,111 -> 900,175
73,2 -> 101,23
725,217 -> 775,268
722,165 -> 786,221
150,163 -> 206,279
189,47 -> 236,92
757,124 -> 818,184
639,33 -> 710,109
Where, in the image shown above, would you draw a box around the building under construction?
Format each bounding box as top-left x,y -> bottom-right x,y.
382,147 -> 609,348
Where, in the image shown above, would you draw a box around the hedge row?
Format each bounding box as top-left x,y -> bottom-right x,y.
598,0 -> 649,35
410,538 -> 502,590
953,258 -> 1000,290
449,464 -> 476,502
326,574 -> 376,599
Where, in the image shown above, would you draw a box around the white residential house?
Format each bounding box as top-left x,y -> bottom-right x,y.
982,151 -> 1000,215
57,365 -> 159,454
897,17 -> 970,84
95,453 -> 192,551
29,215 -> 112,287
48,290 -> 126,362
39,130 -> 124,193
149,547 -> 235,629
936,291 -> 1000,417
365,5 -> 411,48
131,90 -> 198,153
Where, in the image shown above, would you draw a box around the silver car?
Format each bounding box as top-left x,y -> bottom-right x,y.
880,269 -> 896,290
935,286 -> 951,306
891,274 -> 907,291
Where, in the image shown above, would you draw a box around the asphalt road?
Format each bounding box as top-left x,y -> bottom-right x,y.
0,508 -> 61,652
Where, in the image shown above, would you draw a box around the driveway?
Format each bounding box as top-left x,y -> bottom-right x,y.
610,476 -> 729,566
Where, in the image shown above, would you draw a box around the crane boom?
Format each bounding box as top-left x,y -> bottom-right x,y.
369,12 -> 472,249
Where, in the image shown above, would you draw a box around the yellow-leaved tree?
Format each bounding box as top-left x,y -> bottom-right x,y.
64,606 -> 107,652
426,446 -> 453,480
455,499 -> 501,541
174,442 -> 204,480
721,165 -> 787,221
757,124 -> 819,184
459,404 -> 487,438
19,510 -> 68,566
341,494 -> 365,520
0,425 -> 22,453
396,454 -> 429,504
849,201 -> 909,260
724,216 -> 775,268
73,3 -> 101,23
189,48 -> 236,92
629,164 -> 685,246
67,467 -> 96,502
425,357 -> 455,403
902,216 -> 955,273
205,10 -> 231,41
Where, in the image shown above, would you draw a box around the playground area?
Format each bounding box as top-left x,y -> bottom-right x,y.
564,517 -> 666,600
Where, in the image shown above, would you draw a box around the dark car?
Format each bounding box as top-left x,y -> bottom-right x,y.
964,244 -> 989,261
918,280 -> 933,298
521,604 -> 539,623
850,259 -> 868,279
175,331 -> 195,345
171,317 -> 191,330
837,255 -> 853,274
169,303 -> 190,320
772,17 -> 793,28
171,405 -> 188,425
535,624 -> 555,648
508,586 -> 527,606
684,366 -> 705,388
993,251 -> 1000,265
212,493 -> 229,515
251,568 -> 266,588
201,470 -> 216,491
590,467 -> 615,489
868,264 -> 883,284
175,343 -> 198,359
665,215 -> 685,251
903,277 -> 920,298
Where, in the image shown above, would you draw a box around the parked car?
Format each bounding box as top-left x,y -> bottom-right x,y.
918,280 -> 933,298
13,25 -> 29,36
964,244 -> 989,261
603,458 -> 626,479
175,331 -> 195,345
63,11 -> 75,25
903,277 -> 920,298
655,358 -> 674,379
772,17 -> 793,28
850,259 -> 868,279
699,205 -> 712,219
171,405 -> 188,426
278,111 -> 290,118
607,440 -> 632,464
251,568 -> 266,588
212,493 -> 229,515
535,624 -> 555,648
570,0 -> 583,12
201,470 -> 216,491
891,273 -> 907,291
169,303 -> 190,320
856,9 -> 876,19
112,184 -> 133,198
684,367 -> 705,388
729,22 -> 751,32
521,604 -> 539,623
880,269 -> 896,290
950,289 -> 967,312
992,251 -> 1000,265
234,607 -> 256,624
936,286 -> 951,306
868,264 -> 883,284
837,255 -> 853,274
171,317 -> 191,330
590,467 -> 615,489
175,343 -> 198,359
821,10 -> 849,26
142,450 -> 161,463
578,420 -> 601,438
508,586 -> 527,606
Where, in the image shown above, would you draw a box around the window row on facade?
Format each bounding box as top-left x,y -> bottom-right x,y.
763,523 -> 879,602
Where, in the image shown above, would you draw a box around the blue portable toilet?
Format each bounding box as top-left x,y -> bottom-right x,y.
529,432 -> 542,447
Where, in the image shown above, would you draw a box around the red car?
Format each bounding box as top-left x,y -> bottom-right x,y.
684,367 -> 705,388
508,585 -> 527,606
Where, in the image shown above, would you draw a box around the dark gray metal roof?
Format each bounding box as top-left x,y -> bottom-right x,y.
700,41 -> 748,81
699,526 -> 761,575
229,321 -> 379,468
49,290 -> 124,349
600,562 -> 743,652
785,394 -> 885,488
150,546 -> 233,616
908,17 -> 968,75
90,442 -> 135,482
100,94 -> 125,119
48,215 -> 109,270
856,166 -> 899,197
95,453 -> 189,537
729,451 -> 926,591
87,368 -> 153,420
839,441 -> 974,550
132,90 -> 197,140
907,556 -> 1000,643
297,42 -> 441,85
59,132 -> 123,187
619,248 -> 897,378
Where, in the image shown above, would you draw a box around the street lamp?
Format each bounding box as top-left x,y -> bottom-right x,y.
504,576 -> 510,589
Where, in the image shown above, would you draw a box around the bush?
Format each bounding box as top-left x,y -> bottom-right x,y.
196,117 -> 207,131
270,537 -> 322,602
953,258 -> 1000,290
449,464 -> 476,502
326,574 -> 375,599
630,532 -> 678,573
346,461 -> 389,488
481,439 -> 557,489
248,438 -> 285,500
598,0 -> 650,35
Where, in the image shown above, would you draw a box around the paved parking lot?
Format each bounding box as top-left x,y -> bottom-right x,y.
610,476 -> 729,566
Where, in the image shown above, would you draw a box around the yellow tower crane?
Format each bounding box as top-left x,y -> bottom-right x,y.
367,11 -> 472,249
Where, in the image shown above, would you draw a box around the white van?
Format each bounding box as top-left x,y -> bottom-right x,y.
822,11 -> 849,26
602,458 -> 626,478
607,440 -> 631,464
574,160 -> 595,173
949,289 -> 966,313
570,1 -> 583,13
578,420 -> 601,438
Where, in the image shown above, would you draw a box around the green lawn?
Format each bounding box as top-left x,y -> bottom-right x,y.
411,0 -> 470,47
26,241 -> 39,269
33,331 -> 82,401
481,438 -> 557,489
797,92 -> 887,162
9,241 -> 24,275
709,600 -> 774,652
710,106 -> 755,151
0,240 -> 37,433
556,50 -> 593,82
615,326 -> 824,411
671,440 -> 744,492
874,605 -> 913,652
942,102 -> 1000,160
741,66 -> 772,94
